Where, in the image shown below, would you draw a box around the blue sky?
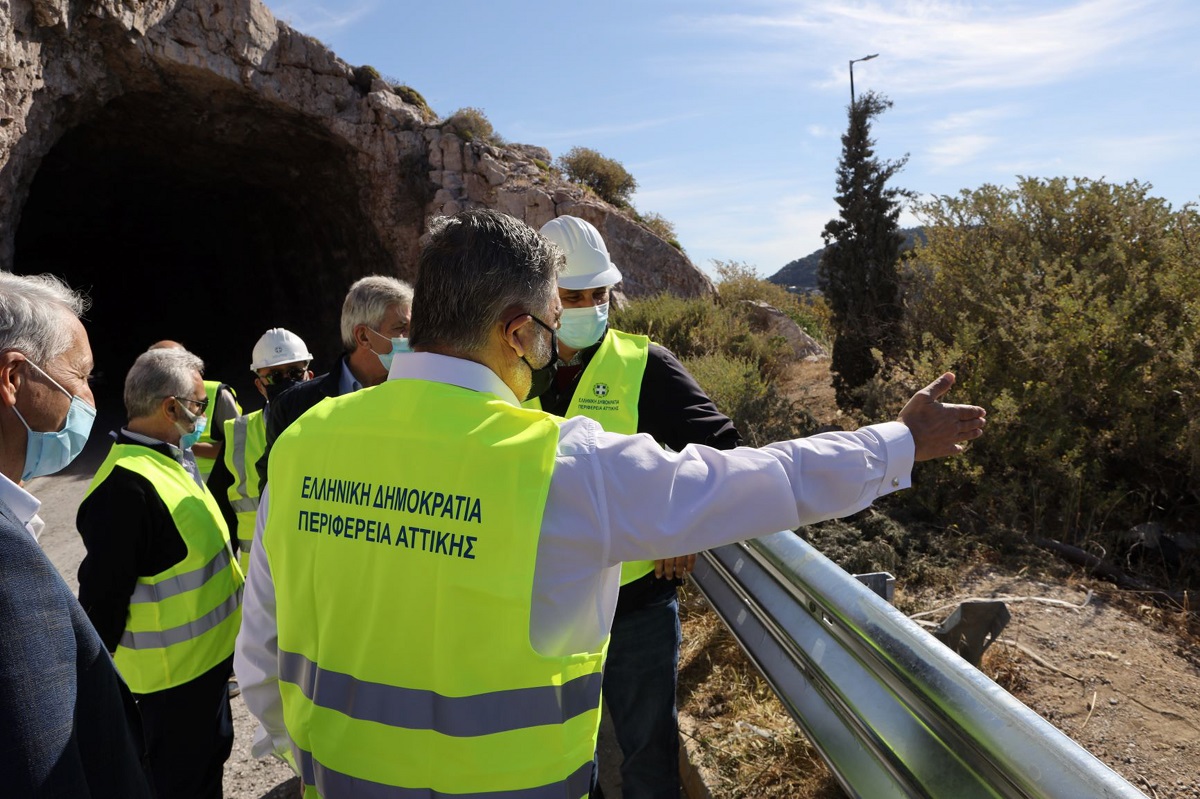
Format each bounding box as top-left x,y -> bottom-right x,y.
265,0 -> 1199,278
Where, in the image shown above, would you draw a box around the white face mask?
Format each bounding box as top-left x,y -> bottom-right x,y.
557,303 -> 609,350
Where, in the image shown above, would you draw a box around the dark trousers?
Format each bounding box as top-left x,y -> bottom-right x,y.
136,655 -> 234,799
602,577 -> 683,799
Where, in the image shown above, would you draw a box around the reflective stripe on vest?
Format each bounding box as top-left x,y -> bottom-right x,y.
291,739 -> 594,799
224,409 -> 266,572
129,546 -> 234,603
84,443 -> 244,692
119,591 -> 241,650
278,648 -> 602,737
565,330 -> 655,586
266,380 -> 604,797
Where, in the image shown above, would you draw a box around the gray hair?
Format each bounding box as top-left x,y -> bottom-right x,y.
339,275 -> 414,350
410,210 -> 562,352
0,272 -> 89,364
124,348 -> 205,419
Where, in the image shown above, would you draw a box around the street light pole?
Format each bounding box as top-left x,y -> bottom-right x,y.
849,53 -> 879,105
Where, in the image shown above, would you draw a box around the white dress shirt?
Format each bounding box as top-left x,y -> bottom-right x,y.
0,470 -> 43,541
236,352 -> 914,758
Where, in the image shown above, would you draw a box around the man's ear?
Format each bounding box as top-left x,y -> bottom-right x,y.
161,396 -> 180,423
254,377 -> 268,399
503,314 -> 531,360
353,324 -> 371,350
0,352 -> 25,408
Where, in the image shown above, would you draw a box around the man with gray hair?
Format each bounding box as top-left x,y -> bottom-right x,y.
77,346 -> 244,799
257,274 -> 413,484
237,209 -> 986,797
0,272 -> 153,796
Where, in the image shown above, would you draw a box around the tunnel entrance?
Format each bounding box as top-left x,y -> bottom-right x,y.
13,75 -> 393,420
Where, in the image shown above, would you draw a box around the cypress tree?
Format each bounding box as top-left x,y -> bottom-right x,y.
819,91 -> 911,408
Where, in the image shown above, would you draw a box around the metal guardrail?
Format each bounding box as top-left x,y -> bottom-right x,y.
689,531 -> 1148,799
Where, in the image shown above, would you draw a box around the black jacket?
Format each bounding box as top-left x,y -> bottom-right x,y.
76,434 -> 202,652
538,333 -> 742,452
538,330 -> 742,611
255,355 -> 350,487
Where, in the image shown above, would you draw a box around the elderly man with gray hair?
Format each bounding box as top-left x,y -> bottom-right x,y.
257,274 -> 413,485
237,209 -> 986,797
0,272 -> 153,796
77,346 -> 244,799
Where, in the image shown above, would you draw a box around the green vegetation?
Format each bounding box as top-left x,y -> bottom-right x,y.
612,271 -> 827,446
820,90 -> 911,408
443,107 -> 504,145
847,177 -> 1200,587
556,146 -> 637,208
390,83 -> 435,121
351,64 -> 381,93
633,211 -> 682,250
712,261 -> 832,344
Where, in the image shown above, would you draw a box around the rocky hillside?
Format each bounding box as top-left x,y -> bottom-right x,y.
0,0 -> 712,300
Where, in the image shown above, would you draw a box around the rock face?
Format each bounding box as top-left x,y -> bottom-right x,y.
740,300 -> 829,361
0,0 -> 712,381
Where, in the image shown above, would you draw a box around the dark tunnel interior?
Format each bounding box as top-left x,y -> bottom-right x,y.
13,80 -> 393,445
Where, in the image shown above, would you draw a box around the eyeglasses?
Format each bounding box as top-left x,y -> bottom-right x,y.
259,366 -> 308,385
168,395 -> 209,413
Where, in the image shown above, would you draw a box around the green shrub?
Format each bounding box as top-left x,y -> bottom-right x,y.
351,64 -> 380,93
389,83 -> 435,121
681,353 -> 817,446
713,261 -> 833,345
889,177 -> 1200,556
556,147 -> 637,208
612,293 -> 795,382
443,107 -> 504,145
636,211 -> 679,248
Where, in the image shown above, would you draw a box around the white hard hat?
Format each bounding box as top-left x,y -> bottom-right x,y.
250,328 -> 313,371
539,216 -> 622,290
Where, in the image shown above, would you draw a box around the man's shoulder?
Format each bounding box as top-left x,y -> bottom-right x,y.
271,371 -> 338,420
0,498 -> 26,546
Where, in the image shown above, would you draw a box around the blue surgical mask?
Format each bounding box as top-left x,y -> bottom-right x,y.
558,302 -> 609,350
175,402 -> 207,450
370,328 -> 412,373
11,360 -> 96,481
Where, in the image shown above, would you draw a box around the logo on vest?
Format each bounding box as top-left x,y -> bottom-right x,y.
592,383 -> 609,398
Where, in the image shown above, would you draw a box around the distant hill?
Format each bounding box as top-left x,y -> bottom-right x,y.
769,227 -> 927,291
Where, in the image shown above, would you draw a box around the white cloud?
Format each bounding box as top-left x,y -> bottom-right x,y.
677,0 -> 1182,93
925,134 -> 999,171
269,1 -> 376,37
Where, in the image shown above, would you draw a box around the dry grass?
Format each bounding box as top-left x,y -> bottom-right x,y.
677,585 -> 846,799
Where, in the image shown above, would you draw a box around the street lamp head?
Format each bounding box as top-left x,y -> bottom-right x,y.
849,53 -> 880,104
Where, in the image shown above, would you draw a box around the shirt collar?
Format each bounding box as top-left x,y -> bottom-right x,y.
388,352 -> 520,406
338,357 -> 363,395
0,470 -> 41,538
121,427 -> 178,453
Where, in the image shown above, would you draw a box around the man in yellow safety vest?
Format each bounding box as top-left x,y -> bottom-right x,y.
217,328 -> 314,572
78,346 -> 244,799
531,214 -> 737,797
235,209 -> 986,798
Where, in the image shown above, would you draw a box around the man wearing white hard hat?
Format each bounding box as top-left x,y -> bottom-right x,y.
532,215 -> 742,798
219,328 -> 313,572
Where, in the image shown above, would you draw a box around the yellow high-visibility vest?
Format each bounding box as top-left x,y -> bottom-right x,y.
223,409 -> 266,573
266,379 -> 605,798
84,444 -> 243,693
528,330 -> 654,586
194,380 -> 241,478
